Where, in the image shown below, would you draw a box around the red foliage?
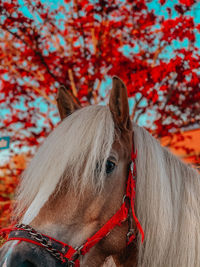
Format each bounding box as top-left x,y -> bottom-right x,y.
0,0 -> 200,227
0,155 -> 27,228
179,0 -> 195,7
162,17 -> 195,43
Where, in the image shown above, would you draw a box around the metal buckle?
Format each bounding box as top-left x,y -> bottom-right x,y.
130,161 -> 134,173
122,195 -> 127,203
126,228 -> 135,242
130,161 -> 136,179
127,229 -> 135,238
73,244 -> 83,261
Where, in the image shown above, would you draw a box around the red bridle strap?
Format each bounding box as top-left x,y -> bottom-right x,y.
126,149 -> 145,243
80,201 -> 128,255
80,149 -> 144,256
1,225 -> 80,266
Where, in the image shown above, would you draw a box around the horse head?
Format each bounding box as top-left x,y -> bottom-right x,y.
0,77 -> 138,266
2,76 -> 200,267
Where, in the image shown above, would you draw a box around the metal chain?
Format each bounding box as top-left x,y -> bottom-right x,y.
15,224 -> 75,266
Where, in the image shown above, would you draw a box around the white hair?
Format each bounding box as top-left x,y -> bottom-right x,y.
133,124 -> 200,267
15,105 -> 115,224
14,106 -> 200,266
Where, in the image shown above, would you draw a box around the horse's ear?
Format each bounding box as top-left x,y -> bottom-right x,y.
109,76 -> 131,130
56,86 -> 81,120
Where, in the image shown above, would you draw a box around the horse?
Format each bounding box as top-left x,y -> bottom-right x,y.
0,76 -> 200,267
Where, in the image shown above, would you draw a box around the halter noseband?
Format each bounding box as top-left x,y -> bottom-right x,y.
1,148 -> 144,267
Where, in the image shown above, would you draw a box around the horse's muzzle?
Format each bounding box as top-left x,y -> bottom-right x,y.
0,242 -> 63,267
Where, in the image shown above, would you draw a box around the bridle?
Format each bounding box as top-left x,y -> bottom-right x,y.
1,147 -> 144,267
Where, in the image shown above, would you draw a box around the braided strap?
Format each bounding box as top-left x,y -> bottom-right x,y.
8,224 -> 79,267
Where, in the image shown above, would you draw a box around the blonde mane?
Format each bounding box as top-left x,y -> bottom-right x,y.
133,124 -> 200,267
14,104 -> 200,266
15,105 -> 115,224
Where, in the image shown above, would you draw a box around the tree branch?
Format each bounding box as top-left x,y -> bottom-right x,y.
68,69 -> 78,97
131,95 -> 143,120
0,24 -> 59,82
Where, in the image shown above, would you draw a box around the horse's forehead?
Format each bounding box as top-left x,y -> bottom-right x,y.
113,129 -> 132,158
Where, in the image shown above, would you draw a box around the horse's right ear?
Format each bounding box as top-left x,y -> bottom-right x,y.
56,86 -> 81,120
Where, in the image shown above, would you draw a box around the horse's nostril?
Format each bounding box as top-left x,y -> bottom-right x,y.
19,261 -> 37,267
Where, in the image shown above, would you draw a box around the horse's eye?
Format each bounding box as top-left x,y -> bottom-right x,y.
106,160 -> 116,174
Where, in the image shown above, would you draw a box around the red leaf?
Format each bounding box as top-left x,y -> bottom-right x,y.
159,0 -> 166,4
179,0 -> 195,7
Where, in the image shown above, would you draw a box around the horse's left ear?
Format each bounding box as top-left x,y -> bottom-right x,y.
109,76 -> 132,130
56,85 -> 81,120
